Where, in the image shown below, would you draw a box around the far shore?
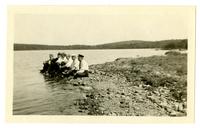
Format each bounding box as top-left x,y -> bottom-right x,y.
14,48 -> 165,51
14,39 -> 187,51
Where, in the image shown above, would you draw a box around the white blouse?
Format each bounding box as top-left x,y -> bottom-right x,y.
77,59 -> 89,73
70,59 -> 80,70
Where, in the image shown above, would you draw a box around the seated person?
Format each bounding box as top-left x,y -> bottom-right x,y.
60,54 -> 73,71
48,52 -> 62,75
74,54 -> 89,79
66,54 -> 73,68
56,53 -> 64,64
59,53 -> 68,66
70,54 -> 79,70
62,52 -> 68,64
40,54 -> 54,73
63,54 -> 79,77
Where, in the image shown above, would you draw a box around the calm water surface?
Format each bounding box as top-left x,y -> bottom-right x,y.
13,49 -> 168,115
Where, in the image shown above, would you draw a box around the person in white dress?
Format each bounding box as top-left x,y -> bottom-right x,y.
70,54 -> 80,70
65,54 -> 73,68
56,53 -> 64,65
63,54 -> 80,77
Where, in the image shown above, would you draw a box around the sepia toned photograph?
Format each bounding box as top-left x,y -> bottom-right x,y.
7,6 -> 195,123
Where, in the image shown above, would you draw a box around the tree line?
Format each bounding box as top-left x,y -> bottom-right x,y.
14,39 -> 187,51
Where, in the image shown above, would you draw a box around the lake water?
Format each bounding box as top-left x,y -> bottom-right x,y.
13,49 -> 168,115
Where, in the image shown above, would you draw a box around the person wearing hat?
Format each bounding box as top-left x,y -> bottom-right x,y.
74,54 -> 89,78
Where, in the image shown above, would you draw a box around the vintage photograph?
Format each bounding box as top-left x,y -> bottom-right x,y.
8,6 -> 195,121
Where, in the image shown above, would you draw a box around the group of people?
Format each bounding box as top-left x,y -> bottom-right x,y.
40,52 -> 89,79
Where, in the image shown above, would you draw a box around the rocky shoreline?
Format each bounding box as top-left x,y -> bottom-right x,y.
55,52 -> 187,116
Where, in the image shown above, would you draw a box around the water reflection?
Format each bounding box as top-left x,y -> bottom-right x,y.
40,73 -> 86,115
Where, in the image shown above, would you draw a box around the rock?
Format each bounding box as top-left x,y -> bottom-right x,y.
134,106 -> 140,110
89,70 -> 95,74
183,101 -> 187,108
121,92 -> 125,95
165,107 -> 174,113
154,71 -> 161,76
99,106 -> 106,111
153,90 -> 160,96
174,103 -> 179,111
142,84 -> 151,88
178,103 -> 184,112
139,84 -> 143,88
174,102 -> 184,111
73,82 -> 79,86
120,101 -> 124,104
147,96 -> 158,103
169,111 -> 177,116
79,86 -> 93,91
182,109 -> 187,114
160,100 -> 168,108
146,92 -> 152,96
78,110 -> 83,113
169,111 -> 185,117
166,74 -> 172,77
100,72 -> 106,75
110,112 -> 117,116
165,51 -> 181,56
115,94 -> 121,98
121,95 -> 126,99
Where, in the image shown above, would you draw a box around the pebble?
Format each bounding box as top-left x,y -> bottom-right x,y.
178,103 -> 184,111
175,103 -> 184,111
155,71 -> 161,76
139,84 -> 143,88
79,86 -> 93,91
134,106 -> 140,110
166,74 -> 172,77
99,107 -> 106,111
160,101 -> 168,108
170,111 -> 185,116
73,83 -> 79,86
121,92 -> 125,95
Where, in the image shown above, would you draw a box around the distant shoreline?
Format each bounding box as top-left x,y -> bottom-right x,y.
14,48 -> 163,51
14,39 -> 187,51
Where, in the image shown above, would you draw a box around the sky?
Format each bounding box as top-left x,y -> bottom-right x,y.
14,6 -> 192,45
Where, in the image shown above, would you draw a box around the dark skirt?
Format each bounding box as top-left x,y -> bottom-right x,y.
74,70 -> 89,79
